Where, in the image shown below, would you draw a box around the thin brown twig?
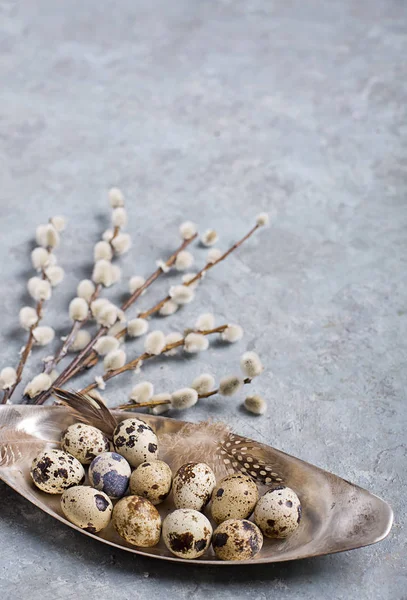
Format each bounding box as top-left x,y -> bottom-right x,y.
33,234 -> 197,404
77,224 -> 260,373
113,378 -> 252,410
79,325 -> 228,395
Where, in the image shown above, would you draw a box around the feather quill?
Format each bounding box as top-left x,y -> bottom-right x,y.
51,388 -> 118,437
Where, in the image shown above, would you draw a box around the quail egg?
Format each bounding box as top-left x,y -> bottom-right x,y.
129,460 -> 172,505
113,418 -> 159,467
212,519 -> 263,561
112,495 -> 161,547
61,486 -> 113,533
211,473 -> 259,524
162,509 -> 212,559
89,451 -> 131,499
172,462 -> 216,511
30,449 -> 85,494
61,423 -> 110,464
254,486 -> 302,538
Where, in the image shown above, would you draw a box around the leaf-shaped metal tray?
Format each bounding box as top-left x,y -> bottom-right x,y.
0,405 -> 393,565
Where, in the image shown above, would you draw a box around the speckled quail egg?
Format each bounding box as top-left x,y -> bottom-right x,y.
162,509 -> 212,559
112,495 -> 161,547
89,451 -> 131,499
129,460 -> 172,505
172,462 -> 216,511
212,519 -> 263,561
61,423 -> 110,464
113,418 -> 159,467
211,473 -> 259,524
30,449 -> 85,494
254,486 -> 302,538
61,486 -> 113,533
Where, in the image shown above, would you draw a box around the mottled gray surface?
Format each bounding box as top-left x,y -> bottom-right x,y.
0,0 -> 406,598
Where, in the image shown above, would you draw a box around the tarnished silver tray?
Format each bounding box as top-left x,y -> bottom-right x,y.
0,405 -> 393,565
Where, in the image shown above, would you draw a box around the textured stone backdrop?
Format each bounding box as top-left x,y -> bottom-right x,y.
0,1 -> 406,598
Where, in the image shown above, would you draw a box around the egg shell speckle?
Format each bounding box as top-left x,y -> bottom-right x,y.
254,486 -> 302,538
61,423 -> 110,464
89,452 -> 131,499
129,460 -> 172,505
162,509 -> 212,559
112,495 -> 161,547
113,418 -> 159,467
61,486 -> 113,533
211,473 -> 259,524
172,462 -> 216,511
212,519 -> 263,561
30,449 -> 85,494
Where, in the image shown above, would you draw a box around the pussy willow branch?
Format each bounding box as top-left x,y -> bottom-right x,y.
42,223 -> 122,374
34,234 -> 197,404
2,250 -> 56,404
79,325 -> 228,395
113,377 -> 252,410
78,223 -> 260,373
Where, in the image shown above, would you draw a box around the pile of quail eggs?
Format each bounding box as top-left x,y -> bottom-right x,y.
30,418 -> 302,561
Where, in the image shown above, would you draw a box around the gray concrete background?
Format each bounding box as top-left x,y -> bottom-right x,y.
0,0 -> 406,598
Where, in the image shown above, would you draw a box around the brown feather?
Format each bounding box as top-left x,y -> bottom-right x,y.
52,388 -> 118,437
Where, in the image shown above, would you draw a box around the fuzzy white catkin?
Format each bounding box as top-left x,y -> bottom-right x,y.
27,277 -> 52,302
195,313 -> 215,331
151,401 -> 171,415
164,332 -> 183,355
127,318 -> 149,338
103,349 -> 126,372
191,373 -> 215,395
129,381 -> 154,404
201,229 -> 218,247
24,373 -> 52,398
19,306 -> 38,330
219,375 -> 244,396
50,215 -> 66,232
43,224 -> 60,248
32,326 -> 55,346
240,351 -> 264,378
129,276 -> 145,294
92,259 -> 114,287
111,264 -> 122,284
69,330 -> 91,352
221,324 -> 244,343
175,251 -> 194,271
95,376 -> 106,390
31,247 -> 51,270
112,207 -> 127,228
244,394 -> 267,415
256,213 -> 269,227
169,285 -> 194,305
156,259 -> 170,273
184,333 -> 209,353
108,187 -> 125,208
97,305 -> 118,327
159,300 -> 178,316
45,266 -> 64,287
111,232 -> 131,255
102,229 -> 114,242
207,248 -> 222,264
94,241 -> 113,262
69,297 -> 89,322
0,367 -> 17,390
171,388 -> 199,410
182,273 -> 200,290
144,330 -> 166,355
77,279 -> 96,303
49,369 -> 59,384
179,221 -> 197,240
94,336 -> 120,356
90,298 -> 110,319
